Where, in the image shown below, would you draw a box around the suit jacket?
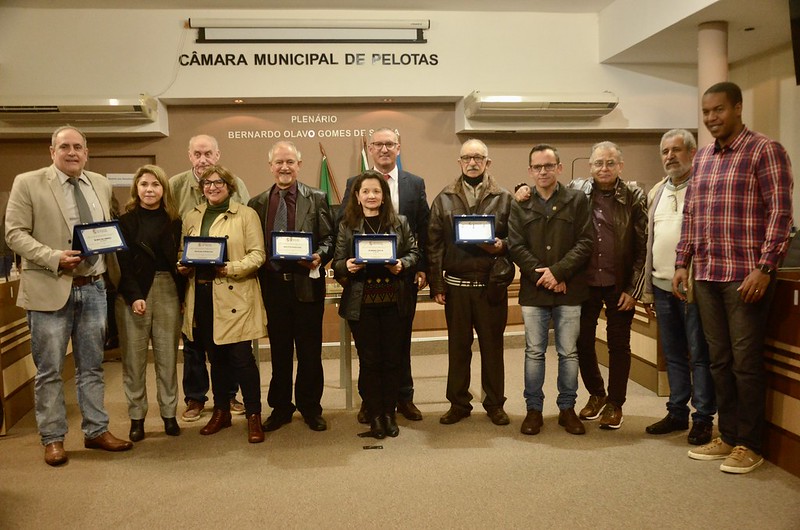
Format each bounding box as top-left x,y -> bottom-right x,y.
248,181 -> 334,303
5,164 -> 118,311
339,169 -> 430,272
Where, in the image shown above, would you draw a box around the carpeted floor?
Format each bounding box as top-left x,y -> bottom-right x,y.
1,347 -> 799,529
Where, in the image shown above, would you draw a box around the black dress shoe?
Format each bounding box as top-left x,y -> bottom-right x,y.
129,419 -> 145,442
162,417 -> 181,436
357,402 -> 369,424
262,410 -> 294,432
688,421 -> 713,445
303,414 -> 328,432
439,406 -> 471,425
382,413 -> 399,437
486,407 -> 510,426
396,400 -> 423,421
646,414 -> 689,435
369,417 -> 386,439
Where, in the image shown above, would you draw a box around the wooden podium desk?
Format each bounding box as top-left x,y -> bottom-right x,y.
0,280 -> 34,435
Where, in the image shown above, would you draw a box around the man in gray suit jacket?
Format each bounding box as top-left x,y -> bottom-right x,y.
249,141 -> 334,433
339,127 -> 430,422
5,126 -> 133,466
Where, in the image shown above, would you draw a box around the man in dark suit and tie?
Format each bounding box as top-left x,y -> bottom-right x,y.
249,141 -> 334,432
339,127 -> 431,423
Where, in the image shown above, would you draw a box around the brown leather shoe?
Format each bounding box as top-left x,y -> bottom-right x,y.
84,431 -> 134,452
44,441 -> 68,466
199,409 -> 232,435
247,413 -> 265,443
520,410 -> 544,435
487,407 -> 511,426
397,400 -> 423,421
439,406 -> 471,425
558,408 -> 586,435
599,403 -> 623,429
182,399 -> 205,422
579,395 -> 607,420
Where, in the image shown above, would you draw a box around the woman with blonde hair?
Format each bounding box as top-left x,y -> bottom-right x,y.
116,164 -> 185,441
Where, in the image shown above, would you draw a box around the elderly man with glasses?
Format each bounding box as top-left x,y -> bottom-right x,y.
568,141 -> 647,430
427,138 -> 514,426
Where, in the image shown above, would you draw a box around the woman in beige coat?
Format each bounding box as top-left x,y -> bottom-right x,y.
178,165 -> 267,443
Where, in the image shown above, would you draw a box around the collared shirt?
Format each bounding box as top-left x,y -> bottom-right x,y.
586,190 -> 616,287
676,126 -> 793,281
57,168 -> 105,277
375,165 -> 400,213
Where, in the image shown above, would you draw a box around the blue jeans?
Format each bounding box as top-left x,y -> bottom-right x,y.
28,279 -> 109,445
653,286 -> 716,424
522,304 -> 581,412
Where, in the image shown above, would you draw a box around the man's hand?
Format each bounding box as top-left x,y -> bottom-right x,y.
617,292 -> 636,311
643,303 -> 655,319
58,250 -> 82,270
132,299 -> 146,315
737,267 -> 771,303
478,237 -> 505,255
298,253 -> 322,270
434,293 -> 446,305
415,271 -> 428,290
672,268 -> 689,301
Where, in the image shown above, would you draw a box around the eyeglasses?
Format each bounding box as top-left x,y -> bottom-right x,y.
370,142 -> 398,150
530,163 -> 558,173
201,179 -> 226,189
592,160 -> 618,169
460,155 -> 487,163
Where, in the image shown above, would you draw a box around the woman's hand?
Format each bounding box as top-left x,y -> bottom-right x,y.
386,260 -> 404,275
346,258 -> 365,274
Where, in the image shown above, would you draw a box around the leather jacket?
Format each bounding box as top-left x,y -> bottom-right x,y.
333,215 -> 420,321
509,184 -> 594,306
568,177 -> 647,300
427,174 -> 513,296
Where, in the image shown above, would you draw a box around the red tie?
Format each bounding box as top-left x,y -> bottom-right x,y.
383,174 -> 390,180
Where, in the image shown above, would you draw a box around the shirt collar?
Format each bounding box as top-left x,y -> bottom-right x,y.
374,166 -> 398,180
713,125 -> 749,153
55,167 -> 87,185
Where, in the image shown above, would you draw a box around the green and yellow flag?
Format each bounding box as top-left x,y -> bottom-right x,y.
319,143 -> 341,206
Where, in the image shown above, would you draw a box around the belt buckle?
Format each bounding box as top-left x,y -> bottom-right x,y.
282,273 -> 293,281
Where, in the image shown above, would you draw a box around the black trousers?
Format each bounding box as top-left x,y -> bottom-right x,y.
349,304 -> 405,419
193,283 -> 261,416
577,285 -> 634,408
443,284 -> 507,412
263,275 -> 325,417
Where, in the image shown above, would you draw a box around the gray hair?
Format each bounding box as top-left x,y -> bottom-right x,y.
590,141 -> 622,162
268,140 -> 302,163
51,125 -> 87,147
660,129 -> 697,151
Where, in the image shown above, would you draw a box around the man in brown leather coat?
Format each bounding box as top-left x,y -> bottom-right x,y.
427,139 -> 514,427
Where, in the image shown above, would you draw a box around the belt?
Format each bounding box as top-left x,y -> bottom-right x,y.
444,274 -> 486,288
196,279 -> 214,285
269,272 -> 294,282
72,275 -> 101,287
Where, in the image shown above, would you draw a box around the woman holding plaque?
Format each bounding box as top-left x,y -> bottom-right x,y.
333,170 -> 420,439
178,165 -> 267,444
116,164 -> 185,441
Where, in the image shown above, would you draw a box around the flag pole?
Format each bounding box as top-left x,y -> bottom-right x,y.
318,142 -> 342,204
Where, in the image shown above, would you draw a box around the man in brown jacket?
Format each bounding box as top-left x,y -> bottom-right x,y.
427,139 -> 514,426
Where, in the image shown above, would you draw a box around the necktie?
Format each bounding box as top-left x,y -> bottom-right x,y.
69,177 -> 94,224
274,189 -> 288,232
383,174 -> 390,181
69,177 -> 97,266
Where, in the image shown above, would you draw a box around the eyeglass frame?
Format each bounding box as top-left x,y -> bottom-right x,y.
369,142 -> 398,151
529,163 -> 559,173
201,179 -> 227,189
459,155 -> 488,163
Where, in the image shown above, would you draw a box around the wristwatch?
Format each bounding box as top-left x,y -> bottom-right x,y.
757,264 -> 774,275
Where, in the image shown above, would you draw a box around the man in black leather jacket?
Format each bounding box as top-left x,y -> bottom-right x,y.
568,141 -> 647,430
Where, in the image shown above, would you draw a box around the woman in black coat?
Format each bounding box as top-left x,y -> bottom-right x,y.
333,170 -> 420,439
116,164 -> 185,442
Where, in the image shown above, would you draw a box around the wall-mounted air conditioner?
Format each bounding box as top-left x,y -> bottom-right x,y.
463,91 -> 619,120
0,94 -> 168,138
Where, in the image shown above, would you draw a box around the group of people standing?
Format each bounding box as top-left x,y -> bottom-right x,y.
5,82 -> 792,476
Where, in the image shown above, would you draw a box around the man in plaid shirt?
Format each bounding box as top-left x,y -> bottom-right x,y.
674,81 -> 793,474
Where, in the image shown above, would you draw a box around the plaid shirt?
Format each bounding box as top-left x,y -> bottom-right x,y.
676,126 -> 793,281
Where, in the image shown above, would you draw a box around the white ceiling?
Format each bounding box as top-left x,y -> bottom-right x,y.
4,0 -> 791,65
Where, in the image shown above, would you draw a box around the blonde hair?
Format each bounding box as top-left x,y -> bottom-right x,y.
125,164 -> 179,220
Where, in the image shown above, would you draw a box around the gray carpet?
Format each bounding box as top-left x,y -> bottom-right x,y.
1,347 -> 799,529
